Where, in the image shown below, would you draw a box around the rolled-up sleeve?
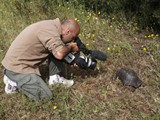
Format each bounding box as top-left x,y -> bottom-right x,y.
37,29 -> 64,55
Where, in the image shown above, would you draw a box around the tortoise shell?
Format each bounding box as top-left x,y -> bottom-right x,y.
115,68 -> 142,88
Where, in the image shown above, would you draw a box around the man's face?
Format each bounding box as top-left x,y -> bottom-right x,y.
61,26 -> 79,43
61,31 -> 76,43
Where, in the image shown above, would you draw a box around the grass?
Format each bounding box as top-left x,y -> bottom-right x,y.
0,0 -> 160,120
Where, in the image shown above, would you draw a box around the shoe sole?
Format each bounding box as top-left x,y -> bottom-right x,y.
3,75 -> 8,85
3,75 -> 18,94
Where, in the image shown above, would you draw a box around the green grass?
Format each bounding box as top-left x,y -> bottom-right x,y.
0,0 -> 160,120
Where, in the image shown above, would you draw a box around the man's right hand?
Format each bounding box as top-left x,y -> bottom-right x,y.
69,42 -> 79,52
54,42 -> 79,60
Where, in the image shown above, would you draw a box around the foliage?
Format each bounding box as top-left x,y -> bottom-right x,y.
78,0 -> 160,32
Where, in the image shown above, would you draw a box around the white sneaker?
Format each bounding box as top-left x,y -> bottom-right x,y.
3,75 -> 18,94
49,74 -> 74,87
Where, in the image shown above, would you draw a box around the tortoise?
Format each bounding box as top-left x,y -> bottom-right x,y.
114,68 -> 142,88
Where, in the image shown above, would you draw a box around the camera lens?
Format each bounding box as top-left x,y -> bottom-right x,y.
89,59 -> 97,70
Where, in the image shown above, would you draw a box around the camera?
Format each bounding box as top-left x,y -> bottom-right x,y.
64,53 -> 97,70
64,37 -> 107,70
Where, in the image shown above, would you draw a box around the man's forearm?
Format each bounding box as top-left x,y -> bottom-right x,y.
54,45 -> 72,60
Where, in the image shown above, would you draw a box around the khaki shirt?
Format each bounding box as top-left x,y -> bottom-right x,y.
2,18 -> 64,75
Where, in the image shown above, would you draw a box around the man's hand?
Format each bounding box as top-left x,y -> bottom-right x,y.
69,42 -> 79,52
54,42 -> 79,60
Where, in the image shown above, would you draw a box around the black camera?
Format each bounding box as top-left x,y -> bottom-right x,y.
64,53 -> 97,70
64,37 -> 107,70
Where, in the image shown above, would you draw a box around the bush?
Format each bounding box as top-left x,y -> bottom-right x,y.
76,0 -> 160,32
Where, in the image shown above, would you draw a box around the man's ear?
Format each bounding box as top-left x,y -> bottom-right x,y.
66,28 -> 70,35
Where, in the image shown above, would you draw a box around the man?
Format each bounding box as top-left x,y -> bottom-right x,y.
2,18 -> 80,100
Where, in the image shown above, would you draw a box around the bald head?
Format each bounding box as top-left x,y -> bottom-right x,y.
61,18 -> 80,43
62,18 -> 80,36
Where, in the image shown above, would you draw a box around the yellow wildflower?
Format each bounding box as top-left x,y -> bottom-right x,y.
53,106 -> 57,110
92,34 -> 95,37
102,21 -> 106,25
156,34 -> 159,37
98,11 -> 101,15
119,24 -> 122,26
143,47 -> 147,51
81,32 -> 85,37
75,18 -> 79,22
95,17 -> 98,20
107,47 -> 110,51
134,37 -> 137,40
151,34 -> 154,37
86,44 -> 89,46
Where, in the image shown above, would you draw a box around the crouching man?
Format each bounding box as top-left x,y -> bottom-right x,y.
1,18 -> 80,100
